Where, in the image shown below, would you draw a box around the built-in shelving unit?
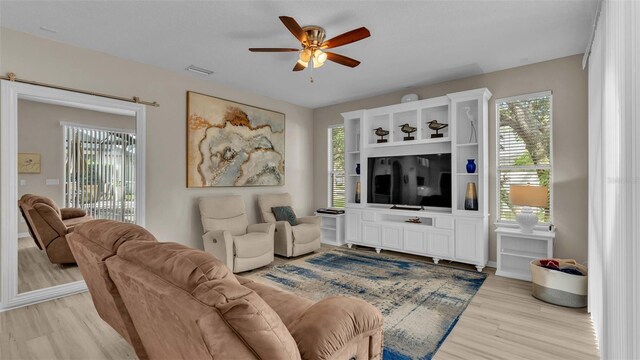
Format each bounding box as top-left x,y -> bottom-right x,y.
496,227 -> 555,281
343,111 -> 363,207
315,213 -> 346,247
341,88 -> 492,272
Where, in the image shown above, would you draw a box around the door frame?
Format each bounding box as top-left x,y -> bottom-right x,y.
0,80 -> 146,312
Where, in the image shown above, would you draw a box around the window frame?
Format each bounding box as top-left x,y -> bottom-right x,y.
327,124 -> 345,208
494,90 -> 554,226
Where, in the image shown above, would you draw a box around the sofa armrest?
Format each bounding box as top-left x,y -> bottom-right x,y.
297,216 -> 321,226
60,207 -> 87,220
247,222 -> 275,235
289,296 -> 384,360
202,230 -> 234,271
273,221 -> 293,256
33,203 -> 67,237
274,220 -> 292,234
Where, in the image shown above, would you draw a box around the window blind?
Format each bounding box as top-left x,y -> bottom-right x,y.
64,124 -> 136,223
328,126 -> 345,208
497,93 -> 552,222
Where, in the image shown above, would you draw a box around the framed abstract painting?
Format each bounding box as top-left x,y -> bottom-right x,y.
186,91 -> 285,187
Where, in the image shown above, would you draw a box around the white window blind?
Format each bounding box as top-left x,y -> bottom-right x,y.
496,92 -> 552,223
64,124 -> 136,223
328,125 -> 345,208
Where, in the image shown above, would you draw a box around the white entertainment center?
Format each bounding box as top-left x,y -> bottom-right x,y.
342,88 -> 492,272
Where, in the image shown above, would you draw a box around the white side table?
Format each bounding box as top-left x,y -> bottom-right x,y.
314,213 -> 345,246
495,227 -> 555,281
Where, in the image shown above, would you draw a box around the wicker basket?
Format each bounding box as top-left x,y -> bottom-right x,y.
530,259 -> 587,308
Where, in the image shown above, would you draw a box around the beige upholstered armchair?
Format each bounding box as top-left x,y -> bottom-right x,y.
199,195 -> 275,273
257,193 -> 321,258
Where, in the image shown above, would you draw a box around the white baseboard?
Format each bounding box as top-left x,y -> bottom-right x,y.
487,260 -> 497,268
18,232 -> 29,239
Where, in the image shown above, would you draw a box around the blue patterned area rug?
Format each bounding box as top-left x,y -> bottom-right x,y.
253,249 -> 486,360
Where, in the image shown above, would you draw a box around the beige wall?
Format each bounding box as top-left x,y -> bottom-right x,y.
2,27 -> 588,263
313,55 -> 588,263
2,28 -> 315,249
17,99 -> 135,234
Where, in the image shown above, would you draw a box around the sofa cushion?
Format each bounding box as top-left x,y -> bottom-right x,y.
63,215 -> 94,231
234,232 -> 274,258
20,193 -> 61,216
74,219 -> 157,255
240,277 -> 314,328
258,193 -> 292,223
272,206 -> 298,226
289,296 -> 384,360
60,207 -> 87,220
291,223 -> 321,244
116,241 -> 236,296
200,195 -> 249,236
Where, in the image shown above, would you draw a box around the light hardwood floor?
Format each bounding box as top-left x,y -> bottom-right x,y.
18,237 -> 83,293
0,245 -> 599,360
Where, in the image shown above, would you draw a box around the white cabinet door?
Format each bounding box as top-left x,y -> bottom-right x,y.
403,228 -> 427,254
428,229 -> 453,258
381,225 -> 403,250
454,218 -> 482,262
345,210 -> 361,243
361,223 -> 381,246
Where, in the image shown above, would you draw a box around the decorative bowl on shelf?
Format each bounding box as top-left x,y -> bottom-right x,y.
406,217 -> 422,224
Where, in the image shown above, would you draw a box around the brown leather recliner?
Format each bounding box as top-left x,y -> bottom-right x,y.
68,220 -> 384,360
18,193 -> 93,264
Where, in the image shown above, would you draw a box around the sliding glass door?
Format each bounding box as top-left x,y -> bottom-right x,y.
63,124 -> 136,223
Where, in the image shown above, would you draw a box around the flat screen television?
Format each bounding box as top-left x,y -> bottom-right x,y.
367,153 -> 451,209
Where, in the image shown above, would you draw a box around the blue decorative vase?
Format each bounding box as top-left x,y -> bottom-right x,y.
356,163 -> 361,175
466,159 -> 476,174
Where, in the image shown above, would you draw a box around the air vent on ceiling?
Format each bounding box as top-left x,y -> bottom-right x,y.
39,26 -> 58,34
185,65 -> 214,76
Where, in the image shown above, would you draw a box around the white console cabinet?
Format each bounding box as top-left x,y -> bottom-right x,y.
342,88 -> 491,272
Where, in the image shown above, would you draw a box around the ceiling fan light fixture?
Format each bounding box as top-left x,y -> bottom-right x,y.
299,49 -> 312,63
314,49 -> 328,64
250,16 -> 369,72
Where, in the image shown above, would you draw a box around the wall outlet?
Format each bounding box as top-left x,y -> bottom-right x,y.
19,179 -> 26,186
46,179 -> 60,185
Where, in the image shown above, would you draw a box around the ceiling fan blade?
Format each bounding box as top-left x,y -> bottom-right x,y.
249,48 -> 300,52
293,62 -> 306,71
326,52 -> 361,68
321,27 -> 370,49
279,16 -> 307,43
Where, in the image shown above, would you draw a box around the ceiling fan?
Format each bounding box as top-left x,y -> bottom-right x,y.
249,16 -> 370,72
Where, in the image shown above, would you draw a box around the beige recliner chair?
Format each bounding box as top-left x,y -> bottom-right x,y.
257,193 -> 321,258
199,195 -> 275,273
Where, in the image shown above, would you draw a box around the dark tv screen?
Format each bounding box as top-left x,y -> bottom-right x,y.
367,154 -> 451,208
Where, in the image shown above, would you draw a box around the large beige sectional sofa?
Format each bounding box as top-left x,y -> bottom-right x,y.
68,220 -> 384,360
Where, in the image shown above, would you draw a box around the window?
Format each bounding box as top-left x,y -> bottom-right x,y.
496,91 -> 552,223
64,124 -> 137,223
328,125 -> 345,208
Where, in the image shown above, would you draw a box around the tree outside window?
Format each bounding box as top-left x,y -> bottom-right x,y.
328,126 -> 345,208
497,92 -> 552,223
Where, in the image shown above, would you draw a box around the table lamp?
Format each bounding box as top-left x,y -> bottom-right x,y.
509,185 -> 548,232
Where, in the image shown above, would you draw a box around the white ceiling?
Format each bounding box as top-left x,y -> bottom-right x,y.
0,1 -> 597,108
